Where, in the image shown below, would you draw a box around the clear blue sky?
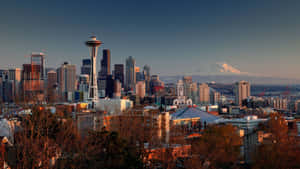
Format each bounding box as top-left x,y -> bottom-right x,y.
1,0 -> 300,78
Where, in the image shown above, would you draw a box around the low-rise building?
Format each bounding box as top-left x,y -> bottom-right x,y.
96,98 -> 133,114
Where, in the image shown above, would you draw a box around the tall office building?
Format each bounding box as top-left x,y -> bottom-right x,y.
235,81 -> 251,106
8,68 -> 21,100
21,63 -> 44,102
98,49 -> 111,97
8,68 -> 21,82
0,77 -> 3,103
99,49 -> 111,76
47,70 -> 57,103
114,64 -> 124,87
20,53 -> 46,102
143,65 -> 151,95
105,75 -> 115,98
2,80 -> 14,103
57,62 -> 76,102
150,75 -> 164,95
136,81 -> 146,99
183,76 -> 193,99
198,83 -> 210,105
0,70 -> 8,102
191,82 -> 198,103
81,58 -> 91,75
31,52 -> 46,80
113,80 -> 122,99
136,66 -> 143,82
98,77 -> 106,98
78,74 -> 89,101
47,71 -> 57,88
125,56 -> 136,91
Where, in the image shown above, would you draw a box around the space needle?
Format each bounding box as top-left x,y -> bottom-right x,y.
86,35 -> 102,109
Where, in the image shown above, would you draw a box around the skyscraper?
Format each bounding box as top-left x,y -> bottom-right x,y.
125,56 -> 136,91
8,68 -> 21,100
113,80 -> 122,99
198,83 -> 210,105
183,76 -> 193,99
21,64 -> 44,102
31,52 -> 46,80
8,68 -> 21,82
0,76 -> 3,103
191,82 -> 198,103
136,81 -> 146,99
47,70 -> 57,103
114,64 -> 124,87
235,81 -> 251,106
99,49 -> 111,76
81,58 -> 91,75
0,70 -> 8,103
105,75 -> 115,98
98,49 -> 111,98
143,65 -> 151,95
210,90 -> 220,105
135,66 -> 143,82
150,75 -> 164,95
78,74 -> 89,101
57,62 -> 76,102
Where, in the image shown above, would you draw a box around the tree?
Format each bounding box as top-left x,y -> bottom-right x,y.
185,124 -> 242,169
55,129 -> 143,169
7,107 -> 80,169
252,113 -> 300,169
0,140 -> 5,168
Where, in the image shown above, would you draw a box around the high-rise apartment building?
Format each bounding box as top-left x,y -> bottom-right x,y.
210,90 -> 220,105
235,81 -> 251,106
191,82 -> 198,103
183,76 -> 193,99
198,83 -> 210,105
125,56 -> 136,91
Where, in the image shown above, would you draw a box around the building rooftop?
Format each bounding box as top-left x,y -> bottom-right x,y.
171,106 -> 220,124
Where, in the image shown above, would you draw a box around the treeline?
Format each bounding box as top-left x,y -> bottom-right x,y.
2,108 -> 143,169
0,108 -> 299,169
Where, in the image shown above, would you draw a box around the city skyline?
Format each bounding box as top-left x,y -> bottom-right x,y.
2,1 -> 300,78
1,1 -> 300,168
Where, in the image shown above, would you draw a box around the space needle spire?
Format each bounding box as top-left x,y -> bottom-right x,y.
86,35 -> 102,109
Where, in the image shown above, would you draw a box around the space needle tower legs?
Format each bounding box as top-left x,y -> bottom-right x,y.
85,36 -> 102,109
